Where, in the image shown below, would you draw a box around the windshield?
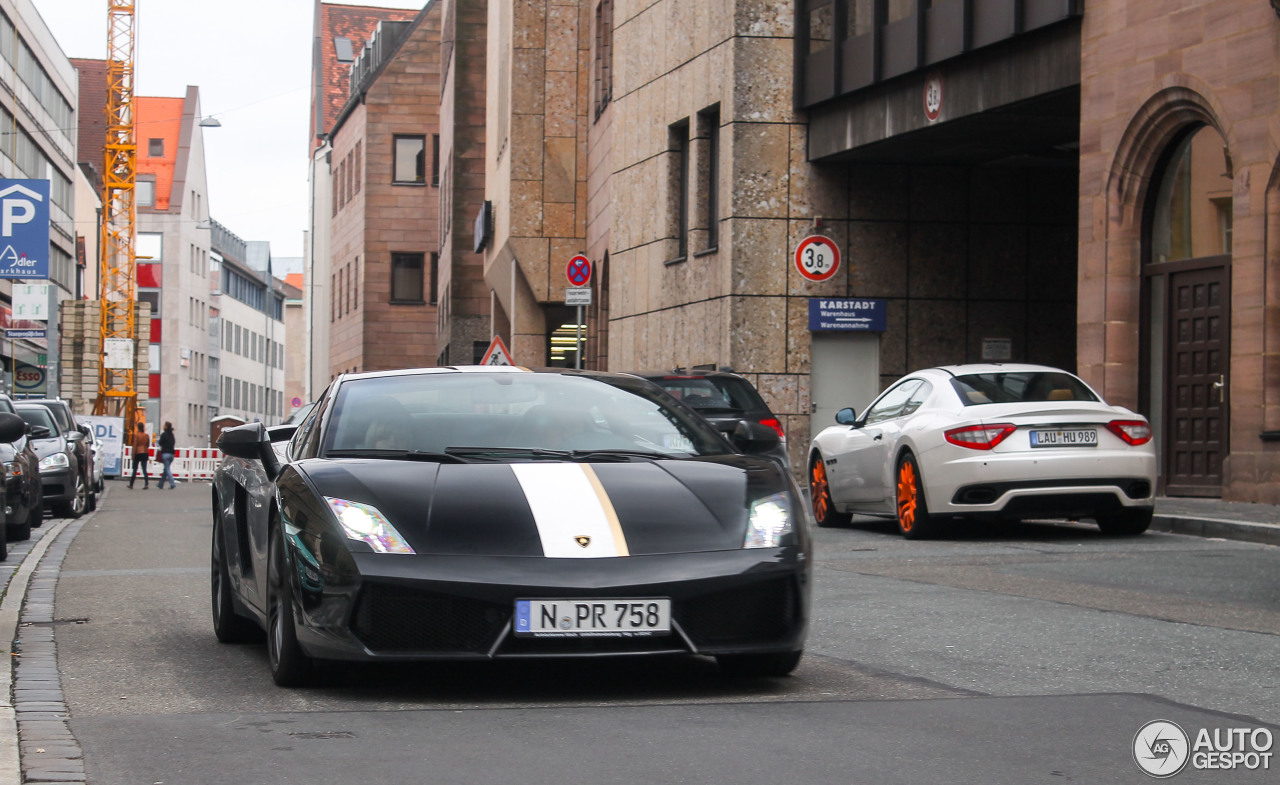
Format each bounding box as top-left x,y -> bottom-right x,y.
283,402 -> 315,425
16,407 -> 57,432
951,372 -> 1100,406
29,401 -> 71,431
323,372 -> 733,459
650,375 -> 765,413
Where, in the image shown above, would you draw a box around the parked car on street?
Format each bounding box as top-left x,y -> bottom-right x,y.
16,404 -> 87,519
808,364 -> 1157,538
212,366 -> 810,686
630,369 -> 791,469
89,431 -> 106,493
0,394 -> 43,542
17,398 -> 96,512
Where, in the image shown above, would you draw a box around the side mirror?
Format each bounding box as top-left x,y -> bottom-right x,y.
835,408 -> 858,426
78,424 -> 92,436
0,413 -> 25,443
731,420 -> 781,455
67,430 -> 85,442
266,424 -> 299,443
29,425 -> 51,439
217,422 -> 281,479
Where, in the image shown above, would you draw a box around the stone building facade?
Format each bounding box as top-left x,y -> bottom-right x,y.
327,9 -> 445,376
1079,0 -> 1280,501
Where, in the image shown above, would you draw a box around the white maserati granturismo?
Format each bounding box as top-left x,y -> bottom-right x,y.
808,364 -> 1157,538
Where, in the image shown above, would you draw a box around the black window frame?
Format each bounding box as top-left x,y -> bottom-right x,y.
390,252 -> 426,304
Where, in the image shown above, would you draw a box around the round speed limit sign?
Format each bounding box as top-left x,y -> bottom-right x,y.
794,235 -> 841,282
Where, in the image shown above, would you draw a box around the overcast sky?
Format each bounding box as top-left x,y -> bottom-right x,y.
30,0 -> 426,259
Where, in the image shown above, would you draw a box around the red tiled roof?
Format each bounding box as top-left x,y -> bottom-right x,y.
285,273 -> 304,291
312,2 -> 419,152
135,96 -> 185,212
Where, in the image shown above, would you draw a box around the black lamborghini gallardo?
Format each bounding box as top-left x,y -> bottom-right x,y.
212,367 -> 811,686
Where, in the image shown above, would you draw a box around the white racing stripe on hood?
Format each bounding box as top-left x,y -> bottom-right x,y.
511,463 -> 628,558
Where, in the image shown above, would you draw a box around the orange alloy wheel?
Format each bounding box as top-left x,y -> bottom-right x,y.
811,460 -> 831,521
897,460 -> 918,532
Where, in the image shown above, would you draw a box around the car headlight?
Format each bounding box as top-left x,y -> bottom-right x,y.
39,453 -> 69,471
324,497 -> 415,554
744,492 -> 792,548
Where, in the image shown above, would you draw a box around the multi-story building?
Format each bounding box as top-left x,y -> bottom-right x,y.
280,272 -> 306,417
132,88 -> 216,443
327,9 -> 446,375
307,1 -> 419,394
0,0 -> 79,397
211,228 -> 286,427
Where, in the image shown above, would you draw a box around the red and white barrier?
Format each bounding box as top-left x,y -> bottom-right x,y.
122,446 -> 222,481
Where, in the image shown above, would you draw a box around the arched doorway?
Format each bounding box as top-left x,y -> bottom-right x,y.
1143,124 -> 1232,497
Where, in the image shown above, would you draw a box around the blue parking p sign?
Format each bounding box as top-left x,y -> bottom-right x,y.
0,179 -> 50,279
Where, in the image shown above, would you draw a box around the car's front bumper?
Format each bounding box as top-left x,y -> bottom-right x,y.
289,547 -> 810,663
38,467 -> 75,503
922,446 -> 1157,518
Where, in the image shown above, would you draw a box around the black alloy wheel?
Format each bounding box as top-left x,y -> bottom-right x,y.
716,650 -> 803,677
267,523 -> 313,686
211,513 -> 260,643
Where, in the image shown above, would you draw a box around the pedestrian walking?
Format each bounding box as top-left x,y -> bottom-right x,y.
158,422 -> 177,489
128,422 -> 151,489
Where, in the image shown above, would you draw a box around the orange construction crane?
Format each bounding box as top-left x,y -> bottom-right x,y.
93,1 -> 139,432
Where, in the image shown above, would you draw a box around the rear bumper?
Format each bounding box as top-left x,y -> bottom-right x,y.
924,448 -> 1157,517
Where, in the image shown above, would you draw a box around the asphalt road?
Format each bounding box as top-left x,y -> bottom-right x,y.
31,483 -> 1280,784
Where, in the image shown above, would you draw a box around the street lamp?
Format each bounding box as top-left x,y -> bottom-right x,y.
198,116 -> 221,127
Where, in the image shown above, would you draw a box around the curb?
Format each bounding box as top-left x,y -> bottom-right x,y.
1150,515 -> 1280,547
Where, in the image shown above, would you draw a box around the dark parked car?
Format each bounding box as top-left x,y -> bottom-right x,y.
0,394 -> 43,541
16,404 -> 86,519
0,411 -> 35,560
18,398 -> 96,512
631,369 -> 792,469
212,367 -> 811,686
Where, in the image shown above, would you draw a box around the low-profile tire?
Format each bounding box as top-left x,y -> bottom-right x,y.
895,452 -> 939,539
86,485 -> 97,512
6,512 -> 30,542
809,455 -> 852,528
28,496 -> 43,528
716,650 -> 803,678
212,516 -> 261,644
55,475 -> 87,519
1096,507 -> 1153,536
267,524 -> 313,686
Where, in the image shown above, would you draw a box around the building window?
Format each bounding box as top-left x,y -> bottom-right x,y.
429,253 -> 439,305
668,120 -> 689,262
136,178 -> 155,208
391,252 -> 425,303
354,141 -> 362,195
338,158 -> 347,207
697,106 -> 720,252
148,138 -> 164,156
431,134 -> 440,186
594,0 -> 613,119
353,256 -> 359,309
331,274 -> 336,321
393,135 -> 426,184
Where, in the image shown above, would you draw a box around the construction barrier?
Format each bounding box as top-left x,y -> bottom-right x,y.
121,447 -> 222,481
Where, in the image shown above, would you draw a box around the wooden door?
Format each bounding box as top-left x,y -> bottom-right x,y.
1164,266 -> 1227,496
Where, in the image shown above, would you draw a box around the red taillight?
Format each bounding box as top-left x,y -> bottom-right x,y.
1106,419 -> 1153,446
759,417 -> 786,441
945,423 -> 1016,450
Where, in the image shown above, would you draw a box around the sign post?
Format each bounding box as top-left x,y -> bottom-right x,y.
565,255 -> 592,369
794,235 -> 842,283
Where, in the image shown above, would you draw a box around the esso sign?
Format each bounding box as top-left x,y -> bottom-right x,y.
794,235 -> 841,282
14,365 -> 44,391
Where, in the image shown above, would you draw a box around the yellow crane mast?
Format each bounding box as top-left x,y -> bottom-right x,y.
93,0 -> 139,433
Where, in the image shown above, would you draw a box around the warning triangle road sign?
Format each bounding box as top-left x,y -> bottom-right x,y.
480,335 -> 514,366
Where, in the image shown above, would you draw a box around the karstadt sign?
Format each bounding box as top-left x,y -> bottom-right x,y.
0,180 -> 50,279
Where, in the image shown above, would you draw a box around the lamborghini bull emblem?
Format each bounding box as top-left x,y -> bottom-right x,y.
574,536 -> 591,548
